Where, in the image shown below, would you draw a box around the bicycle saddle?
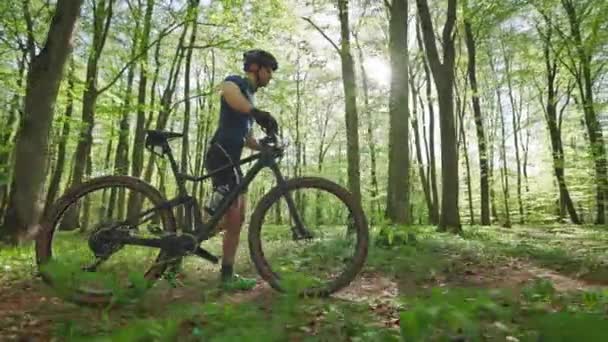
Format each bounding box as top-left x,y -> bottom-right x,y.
145,130 -> 183,146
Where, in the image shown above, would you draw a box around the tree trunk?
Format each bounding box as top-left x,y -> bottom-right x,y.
464,19 -> 490,225
108,9 -> 141,220
386,0 -> 410,224
416,0 -> 461,233
457,83 -> 474,225
43,58 -> 76,216
127,0 -> 155,219
1,0 -> 83,243
0,52 -> 27,217
142,25 -> 188,188
502,42 -> 524,224
409,75 -> 433,222
539,19 -> 580,224
337,0 -> 362,209
490,55 -> 512,228
416,22 -> 439,225
177,0 -> 200,225
354,34 -> 380,220
561,0 -> 608,224
62,0 -> 113,229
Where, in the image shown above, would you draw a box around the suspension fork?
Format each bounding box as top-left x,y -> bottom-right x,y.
269,162 -> 313,239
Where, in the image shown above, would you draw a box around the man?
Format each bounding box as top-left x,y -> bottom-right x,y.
204,49 -> 279,290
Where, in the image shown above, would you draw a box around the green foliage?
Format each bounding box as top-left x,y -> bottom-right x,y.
375,224 -> 418,247
400,288 -> 506,341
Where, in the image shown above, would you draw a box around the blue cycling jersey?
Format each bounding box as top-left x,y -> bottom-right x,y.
210,75 -> 255,156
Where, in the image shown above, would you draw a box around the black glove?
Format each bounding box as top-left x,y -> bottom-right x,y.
251,108 -> 278,135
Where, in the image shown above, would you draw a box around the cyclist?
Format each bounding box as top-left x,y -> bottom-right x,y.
203,49 -> 279,291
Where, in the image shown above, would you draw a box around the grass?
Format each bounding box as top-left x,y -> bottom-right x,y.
1,223 -> 608,341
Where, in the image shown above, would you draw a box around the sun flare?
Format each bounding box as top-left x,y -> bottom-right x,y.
364,57 -> 391,87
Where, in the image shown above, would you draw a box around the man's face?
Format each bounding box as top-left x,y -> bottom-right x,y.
257,65 -> 273,87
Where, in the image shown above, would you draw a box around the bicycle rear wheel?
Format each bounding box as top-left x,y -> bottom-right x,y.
248,177 -> 368,296
36,176 -> 177,305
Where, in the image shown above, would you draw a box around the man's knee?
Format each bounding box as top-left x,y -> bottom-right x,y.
224,201 -> 243,233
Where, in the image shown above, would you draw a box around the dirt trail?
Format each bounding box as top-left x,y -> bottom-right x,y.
1,257 -> 606,341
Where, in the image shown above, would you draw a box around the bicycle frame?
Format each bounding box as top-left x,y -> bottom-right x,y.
117,137 -> 307,256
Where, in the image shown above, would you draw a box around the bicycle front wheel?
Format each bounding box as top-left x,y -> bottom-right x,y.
36,176 -> 177,305
248,177 -> 369,296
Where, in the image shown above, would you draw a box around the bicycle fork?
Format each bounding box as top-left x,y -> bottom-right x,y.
269,163 -> 313,240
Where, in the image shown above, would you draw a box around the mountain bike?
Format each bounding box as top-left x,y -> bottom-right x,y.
35,129 -> 369,305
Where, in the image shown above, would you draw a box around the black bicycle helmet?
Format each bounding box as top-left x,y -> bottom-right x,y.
243,49 -> 278,72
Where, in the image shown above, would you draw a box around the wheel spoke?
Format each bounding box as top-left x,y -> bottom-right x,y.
249,177 -> 368,296
35,176 -> 176,305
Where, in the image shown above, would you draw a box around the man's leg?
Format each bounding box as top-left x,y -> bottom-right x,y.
221,195 -> 244,268
219,195 -> 255,290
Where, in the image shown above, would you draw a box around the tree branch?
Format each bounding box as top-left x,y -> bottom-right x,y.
302,17 -> 341,55
22,0 -> 36,62
415,0 -> 442,75
170,91 -> 213,112
383,0 -> 392,11
183,39 -> 231,50
97,20 -> 187,95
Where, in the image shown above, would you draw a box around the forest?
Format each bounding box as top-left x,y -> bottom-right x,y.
0,0 -> 607,340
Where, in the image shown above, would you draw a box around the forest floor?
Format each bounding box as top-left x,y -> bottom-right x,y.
1,224 -> 607,341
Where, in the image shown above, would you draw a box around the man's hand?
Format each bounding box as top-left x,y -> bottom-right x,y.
251,108 -> 278,135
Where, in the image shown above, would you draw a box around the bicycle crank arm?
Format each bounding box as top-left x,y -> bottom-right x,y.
192,247 -> 219,264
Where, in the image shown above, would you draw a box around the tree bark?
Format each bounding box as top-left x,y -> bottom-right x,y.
354,34 -> 380,219
464,19 -> 490,225
489,55 -> 512,228
538,18 -> 580,224
177,0 -> 200,225
409,72 -> 433,222
127,0 -> 155,219
416,0 -> 461,233
386,0 -> 410,224
108,6 -> 142,220
0,52 -> 27,217
337,0 -> 362,209
43,58 -> 75,216
561,0 -> 608,224
416,21 -> 439,225
1,0 -> 83,243
502,41 -> 524,224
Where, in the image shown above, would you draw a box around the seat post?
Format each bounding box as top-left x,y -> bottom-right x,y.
164,143 -> 188,196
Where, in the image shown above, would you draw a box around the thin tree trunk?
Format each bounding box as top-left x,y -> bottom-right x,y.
62,0 -> 114,230
464,19 -> 490,225
538,18 -> 580,224
178,0 -> 200,225
409,74 -> 433,221
337,0 -> 362,209
416,22 -> 439,224
142,25 -> 188,188
416,0 -> 461,233
561,0 -> 608,224
44,59 -> 76,216
354,34 -> 380,219
502,41 -> 524,224
127,0 -> 155,219
490,55 -> 512,228
108,10 -> 140,220
1,0 -> 83,243
0,52 -> 27,217
456,79 -> 474,226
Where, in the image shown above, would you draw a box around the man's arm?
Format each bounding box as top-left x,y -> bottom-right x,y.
221,81 -> 254,114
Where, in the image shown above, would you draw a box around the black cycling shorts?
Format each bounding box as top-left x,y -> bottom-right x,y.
204,142 -> 243,192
